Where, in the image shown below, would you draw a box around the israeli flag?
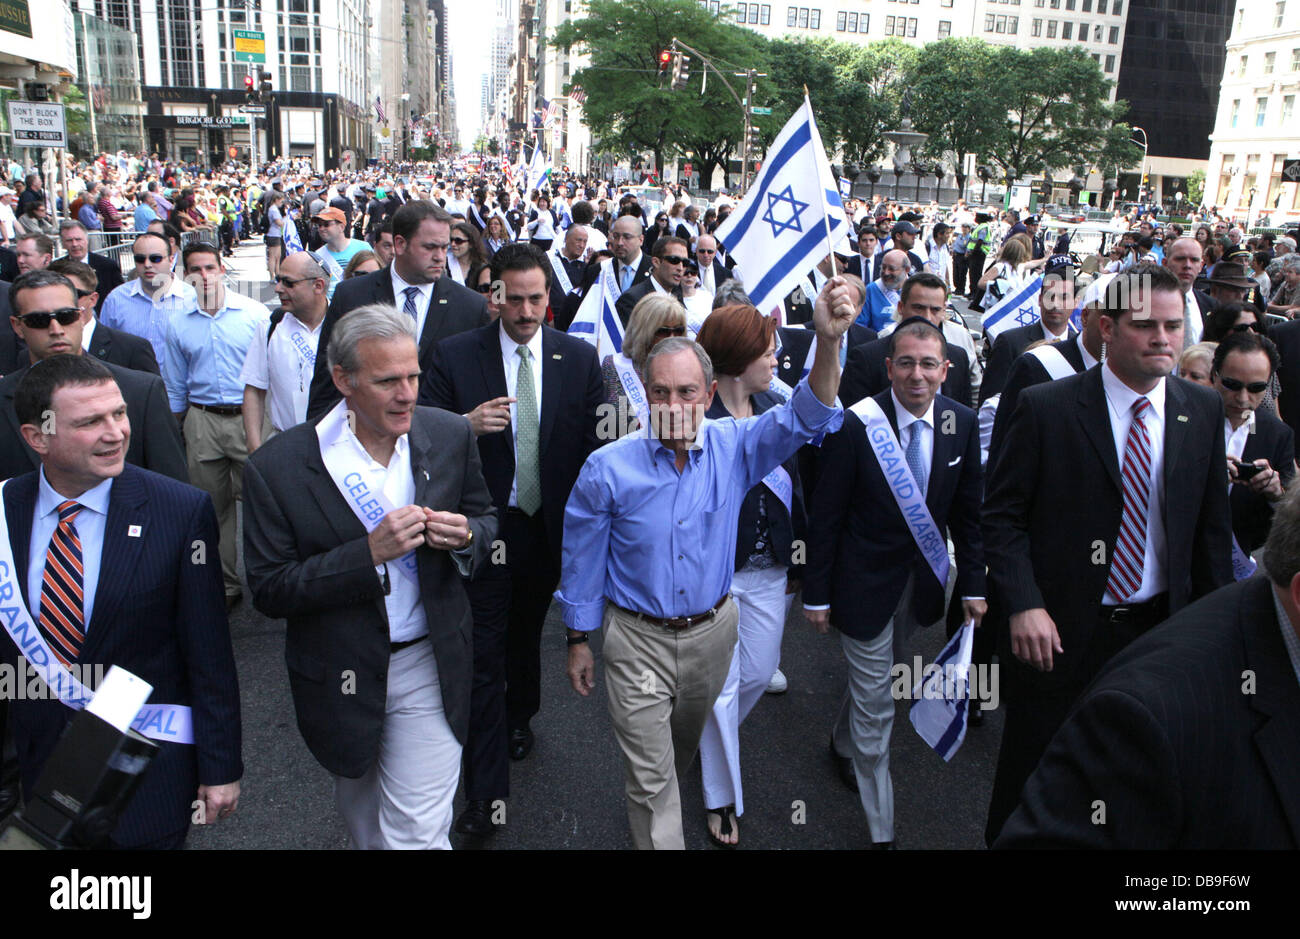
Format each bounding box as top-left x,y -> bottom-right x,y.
908,623 -> 976,762
713,96 -> 850,317
526,144 -> 551,195
567,259 -> 624,357
980,275 -> 1042,341
282,208 -> 305,256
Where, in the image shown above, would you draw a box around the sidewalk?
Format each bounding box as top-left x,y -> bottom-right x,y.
225,236 -> 276,305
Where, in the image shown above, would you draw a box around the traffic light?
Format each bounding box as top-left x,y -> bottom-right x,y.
258,69 -> 272,97
671,53 -> 691,91
244,74 -> 259,105
658,50 -> 672,78
746,124 -> 762,154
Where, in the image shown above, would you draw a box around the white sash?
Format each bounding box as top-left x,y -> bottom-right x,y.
1231,537 -> 1258,581
604,258 -> 626,302
0,481 -> 195,744
447,253 -> 465,285
315,401 -> 420,586
761,464 -> 793,515
612,354 -> 650,431
850,397 -> 951,588
1026,343 -> 1075,381
549,250 -> 574,296
313,247 -> 344,286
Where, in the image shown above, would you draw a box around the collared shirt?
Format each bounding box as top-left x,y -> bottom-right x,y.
616,253 -> 643,290
1224,414 -> 1253,462
81,317 -> 97,352
100,275 -> 199,372
1077,333 -> 1099,370
699,261 -> 717,294
28,469 -> 113,630
1183,287 -> 1205,345
1041,321 -> 1071,344
555,378 -> 843,630
239,310 -> 324,431
892,388 -> 935,495
390,266 -> 433,339
1100,363 -> 1168,604
1270,588 -> 1300,688
499,322 -> 544,507
163,290 -> 270,412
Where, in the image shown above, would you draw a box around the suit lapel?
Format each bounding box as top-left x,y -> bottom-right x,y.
419,278 -> 444,360
376,268 -> 396,307
90,326 -> 113,361
408,412 -> 435,508
1243,580 -> 1300,844
302,427 -> 368,545
1076,367 -> 1123,492
539,327 -> 561,451
83,468 -> 149,658
1163,377 -> 1189,481
927,394 -> 956,511
3,474 -> 37,611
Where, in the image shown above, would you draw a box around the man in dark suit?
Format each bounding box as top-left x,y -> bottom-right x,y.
845,226 -> 881,286
306,200 -> 489,421
978,258 -> 1077,404
568,215 -> 651,322
693,234 -> 731,296
1,354 -> 241,848
420,244 -> 603,838
1163,236 -> 1214,348
57,220 -> 124,313
1,271 -> 186,483
244,303 -> 498,849
775,321 -> 877,390
547,224 -> 588,331
1211,331 -> 1295,557
614,236 -> 687,328
982,264 -> 1233,845
996,492 -> 1300,848
0,280 -> 20,375
804,317 -> 985,849
48,258 -> 159,375
1268,315 -> 1300,439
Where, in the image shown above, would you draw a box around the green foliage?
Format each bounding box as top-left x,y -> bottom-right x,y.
1187,168 -> 1206,206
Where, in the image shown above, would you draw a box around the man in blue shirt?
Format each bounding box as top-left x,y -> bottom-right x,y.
555,276 -> 858,849
99,232 -> 198,369
133,192 -> 161,234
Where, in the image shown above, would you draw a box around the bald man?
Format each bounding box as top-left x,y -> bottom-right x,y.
1163,237 -> 1214,350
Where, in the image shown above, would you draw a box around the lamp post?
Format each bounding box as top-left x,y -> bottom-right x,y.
1247,185 -> 1258,230
865,165 -> 881,202
1131,125 -> 1149,203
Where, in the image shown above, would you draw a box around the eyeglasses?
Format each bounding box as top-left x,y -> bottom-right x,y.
449,237 -> 469,246
654,325 -> 686,339
17,308 -> 81,329
274,275 -> 319,287
133,253 -> 166,264
1230,321 -> 1262,334
892,357 -> 945,373
74,288 -> 95,299
660,256 -> 688,266
1219,375 -> 1269,393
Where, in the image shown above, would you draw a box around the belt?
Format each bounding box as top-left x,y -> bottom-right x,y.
389,636 -> 427,654
190,402 -> 243,416
1099,592 -> 1169,625
615,593 -> 730,632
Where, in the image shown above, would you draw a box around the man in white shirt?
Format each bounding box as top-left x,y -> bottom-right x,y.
924,223 -> 953,288
242,252 -> 328,451
1163,236 -> 1211,351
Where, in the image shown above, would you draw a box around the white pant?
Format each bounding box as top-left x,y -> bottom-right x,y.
333,641 -> 463,850
832,574 -> 916,844
699,565 -> 790,817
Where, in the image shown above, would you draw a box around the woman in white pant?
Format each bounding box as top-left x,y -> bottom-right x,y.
694,303 -> 806,847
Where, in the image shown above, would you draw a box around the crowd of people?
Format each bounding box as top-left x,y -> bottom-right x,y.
0,147 -> 1298,853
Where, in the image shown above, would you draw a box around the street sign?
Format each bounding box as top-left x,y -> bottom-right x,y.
1283,158 -> 1300,183
233,29 -> 266,64
750,106 -> 772,116
238,106 -> 265,115
6,100 -> 65,147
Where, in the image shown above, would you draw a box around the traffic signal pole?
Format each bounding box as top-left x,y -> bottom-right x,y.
666,37 -> 763,193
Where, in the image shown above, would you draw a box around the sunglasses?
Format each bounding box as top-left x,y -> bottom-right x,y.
1230,321 -> 1261,334
274,275 -> 320,287
654,325 -> 687,339
18,308 -> 81,329
450,237 -> 469,246
134,253 -> 166,264
660,256 -> 688,266
74,288 -> 95,299
1219,375 -> 1269,393
474,281 -> 493,294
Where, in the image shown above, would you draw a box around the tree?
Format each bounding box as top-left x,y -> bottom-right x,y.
834,39 -> 917,166
1187,168 -> 1206,207
907,38 -> 1003,200
551,0 -> 764,177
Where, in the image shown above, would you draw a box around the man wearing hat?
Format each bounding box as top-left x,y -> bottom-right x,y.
313,206 -> 370,298
1205,257 -> 1264,313
883,219 -> 925,272
1023,215 -> 1047,260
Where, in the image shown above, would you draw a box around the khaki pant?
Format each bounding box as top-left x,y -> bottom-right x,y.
184,407 -> 248,596
603,598 -> 739,850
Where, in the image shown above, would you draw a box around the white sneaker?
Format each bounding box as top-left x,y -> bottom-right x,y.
765,668 -> 788,695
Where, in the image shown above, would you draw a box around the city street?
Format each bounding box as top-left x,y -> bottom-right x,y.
182,240 -> 1002,852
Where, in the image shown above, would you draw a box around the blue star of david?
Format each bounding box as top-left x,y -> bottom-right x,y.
762,185 -> 808,238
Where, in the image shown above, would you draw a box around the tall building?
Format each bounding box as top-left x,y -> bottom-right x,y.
1207,0 -> 1300,226
73,0 -> 373,168
375,0 -> 436,160
74,12 -> 147,155
505,0 -> 591,172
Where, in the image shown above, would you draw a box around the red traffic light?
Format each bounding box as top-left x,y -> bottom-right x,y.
659,50 -> 672,74
244,75 -> 255,89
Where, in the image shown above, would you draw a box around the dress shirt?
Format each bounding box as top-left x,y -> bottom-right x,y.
699,262 -> 716,295
1183,287 -> 1204,345
617,253 -> 643,290
1100,363 -> 1168,604
499,322 -> 544,507
28,469 -> 112,631
892,389 -> 935,494
80,317 -> 97,352
239,310 -> 324,431
390,267 -> 433,339
1077,333 -> 1099,369
555,379 -> 843,630
163,290 -> 270,412
1041,321 -> 1071,343
99,275 -> 199,371
1224,414 -> 1253,462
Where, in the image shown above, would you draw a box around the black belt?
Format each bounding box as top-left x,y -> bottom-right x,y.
390,636 -> 427,654
1099,592 -> 1169,625
615,594 -> 730,632
191,402 -> 243,416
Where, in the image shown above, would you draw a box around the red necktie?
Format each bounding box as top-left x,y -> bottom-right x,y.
38,500 -> 86,669
1106,398 -> 1152,602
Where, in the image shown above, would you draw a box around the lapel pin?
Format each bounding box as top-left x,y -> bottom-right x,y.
552,353 -> 562,360
1177,414 -> 1189,422
421,469 -> 430,481
438,298 -> 447,304
127,525 -> 142,538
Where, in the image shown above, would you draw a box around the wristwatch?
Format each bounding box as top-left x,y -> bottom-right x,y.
566,632 -> 589,646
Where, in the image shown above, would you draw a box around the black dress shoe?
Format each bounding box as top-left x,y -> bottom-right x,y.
508,726 -> 534,761
829,737 -> 859,793
871,840 -> 895,850
0,783 -> 18,820
454,800 -> 498,837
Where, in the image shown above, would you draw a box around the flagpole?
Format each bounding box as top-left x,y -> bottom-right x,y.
806,87 -> 839,280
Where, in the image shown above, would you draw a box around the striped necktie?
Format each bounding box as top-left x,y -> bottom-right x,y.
39,501 -> 86,670
1107,397 -> 1152,602
402,285 -> 421,321
514,345 -> 542,515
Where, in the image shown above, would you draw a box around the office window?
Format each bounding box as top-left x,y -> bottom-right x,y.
997,14 -> 1007,32
1081,0 -> 1090,9
1079,20 -> 1088,37
1256,97 -> 1268,127
1047,19 -> 1057,37
1111,0 -> 1120,12
1096,0 -> 1105,10
1035,0 -> 1044,5
1032,17 -> 1042,35
1108,25 -> 1118,43
1284,95 -> 1296,124
1062,21 -> 1072,38
1065,0 -> 1074,8
1009,15 -> 1018,31
1240,55 -> 1249,76
1292,48 -> 1300,71
1049,0 -> 1059,7
887,14 -> 895,33
985,12 -> 995,29
788,5 -> 796,25
736,3 -> 746,20
810,8 -> 820,26
848,11 -> 857,28
1217,154 -> 1236,206
908,16 -> 916,34
837,9 -> 846,28
1105,54 -> 1115,71
938,19 -> 951,35
1276,1 -> 1286,28
761,4 -> 770,23
1230,99 -> 1240,127
1266,51 -> 1276,74
1094,23 -> 1102,40
798,7 -> 808,27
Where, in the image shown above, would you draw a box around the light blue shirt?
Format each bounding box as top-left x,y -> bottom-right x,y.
554,378 -> 843,630
100,275 -> 199,372
28,470 -> 113,631
77,203 -> 102,231
133,203 -> 159,232
163,289 -> 270,412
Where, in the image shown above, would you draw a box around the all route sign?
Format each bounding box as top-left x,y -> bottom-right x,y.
233,30 -> 266,64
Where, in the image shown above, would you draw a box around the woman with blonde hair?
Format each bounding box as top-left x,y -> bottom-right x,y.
977,236 -> 1035,311
600,293 -> 687,437
1178,342 -> 1217,387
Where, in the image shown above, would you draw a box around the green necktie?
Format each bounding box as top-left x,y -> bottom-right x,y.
515,345 -> 542,515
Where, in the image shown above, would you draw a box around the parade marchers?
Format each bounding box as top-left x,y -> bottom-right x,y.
0,147 -> 1298,851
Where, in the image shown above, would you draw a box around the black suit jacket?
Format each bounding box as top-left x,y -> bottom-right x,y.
614,277 -> 681,329
0,359 -> 187,483
805,391 -> 984,640
85,251 -> 125,313
242,406 -> 499,775
982,368 -> 1233,694
3,465 -> 242,845
775,324 -> 876,389
979,321 -> 1077,404
839,336 -> 972,410
996,577 -> 1300,848
86,321 -> 161,375
419,323 -> 604,564
306,267 -> 490,420
702,257 -> 733,290
845,253 -> 878,285
1233,410 -> 1296,554
563,254 -> 653,336
0,280 -> 21,375
987,337 -> 1089,470
0,247 -> 17,282
548,254 -> 588,331
1269,318 -> 1300,438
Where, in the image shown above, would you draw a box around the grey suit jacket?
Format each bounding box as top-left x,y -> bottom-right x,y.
241,405 -> 498,777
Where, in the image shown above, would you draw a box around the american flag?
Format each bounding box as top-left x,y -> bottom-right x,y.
542,98 -> 559,127
375,95 -> 386,124
569,85 -> 587,106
